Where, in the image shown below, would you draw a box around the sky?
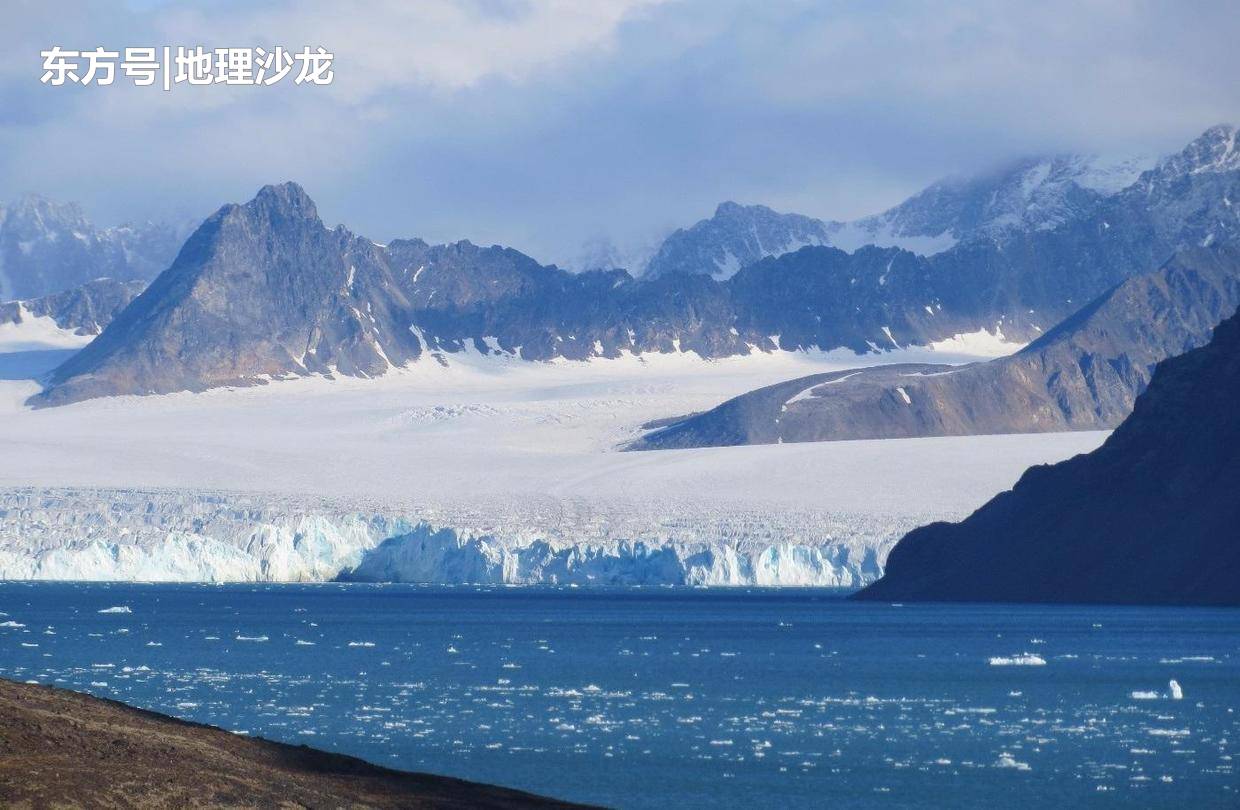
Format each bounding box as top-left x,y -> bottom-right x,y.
2,0 -> 1239,269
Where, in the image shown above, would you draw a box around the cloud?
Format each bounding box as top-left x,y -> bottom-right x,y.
155,0 -> 669,99
0,0 -> 1237,268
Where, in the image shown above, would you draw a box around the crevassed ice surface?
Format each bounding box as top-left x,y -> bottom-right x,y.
1,583 -> 1237,809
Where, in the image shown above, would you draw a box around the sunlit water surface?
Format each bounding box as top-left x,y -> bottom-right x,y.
1,583 -> 1237,808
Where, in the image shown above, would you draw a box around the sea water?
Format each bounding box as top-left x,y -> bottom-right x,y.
1,582 -> 1237,808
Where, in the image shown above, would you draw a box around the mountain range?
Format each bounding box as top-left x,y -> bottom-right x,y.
825,152 -> 1157,255
855,302 -> 1240,606
630,245 -> 1240,447
639,152 -> 1161,277
14,124 -> 1240,408
0,195 -> 186,301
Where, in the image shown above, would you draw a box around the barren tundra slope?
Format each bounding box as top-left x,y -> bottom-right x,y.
0,678 -> 587,809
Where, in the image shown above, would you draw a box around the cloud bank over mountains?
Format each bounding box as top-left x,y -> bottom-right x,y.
2,0 -> 1238,267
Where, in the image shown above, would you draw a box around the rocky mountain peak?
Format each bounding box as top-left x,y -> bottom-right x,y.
1146,123 -> 1239,180
1,194 -> 89,232
644,201 -> 830,279
713,200 -> 754,218
830,150 -> 1157,256
249,181 -> 320,221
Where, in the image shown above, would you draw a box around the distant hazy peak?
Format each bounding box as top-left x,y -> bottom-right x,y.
643,201 -> 830,279
829,151 -> 1158,256
0,194 -> 184,301
1149,123 -> 1239,178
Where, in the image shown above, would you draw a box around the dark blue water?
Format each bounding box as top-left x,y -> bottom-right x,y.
1,582 -> 1237,808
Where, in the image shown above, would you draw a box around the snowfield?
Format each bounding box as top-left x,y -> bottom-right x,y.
0,320 -> 1106,585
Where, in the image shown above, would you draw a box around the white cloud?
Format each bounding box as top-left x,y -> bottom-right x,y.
157,0 -> 670,100
0,0 -> 1236,266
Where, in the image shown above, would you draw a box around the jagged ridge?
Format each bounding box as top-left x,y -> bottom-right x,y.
30,125 -> 1240,407
630,244 -> 1240,447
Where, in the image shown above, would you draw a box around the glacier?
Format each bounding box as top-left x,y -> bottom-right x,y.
0,488 -> 910,586
0,316 -> 1104,586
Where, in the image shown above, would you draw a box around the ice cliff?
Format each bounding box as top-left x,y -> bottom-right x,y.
0,488 -> 927,586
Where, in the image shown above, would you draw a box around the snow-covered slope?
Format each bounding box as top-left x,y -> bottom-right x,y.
0,339 -> 1103,585
828,153 -> 1156,255
0,305 -> 95,354
0,278 -> 145,348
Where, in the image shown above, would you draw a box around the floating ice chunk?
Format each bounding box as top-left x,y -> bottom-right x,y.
0,620 -> 25,628
295,640 -> 316,646
97,606 -> 132,614
1169,680 -> 1183,700
995,753 -> 1030,770
348,641 -> 375,648
1130,691 -> 1160,700
988,654 -> 1046,666
235,635 -> 269,642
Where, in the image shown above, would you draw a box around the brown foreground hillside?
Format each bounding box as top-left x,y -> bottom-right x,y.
0,678 -> 591,809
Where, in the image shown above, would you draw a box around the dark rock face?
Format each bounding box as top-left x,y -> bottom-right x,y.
631,246 -> 1240,448
0,195 -> 182,300
644,201 -> 831,279
0,278 -> 146,336
855,304 -> 1240,606
30,125 -> 1240,407
728,244 -> 994,351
